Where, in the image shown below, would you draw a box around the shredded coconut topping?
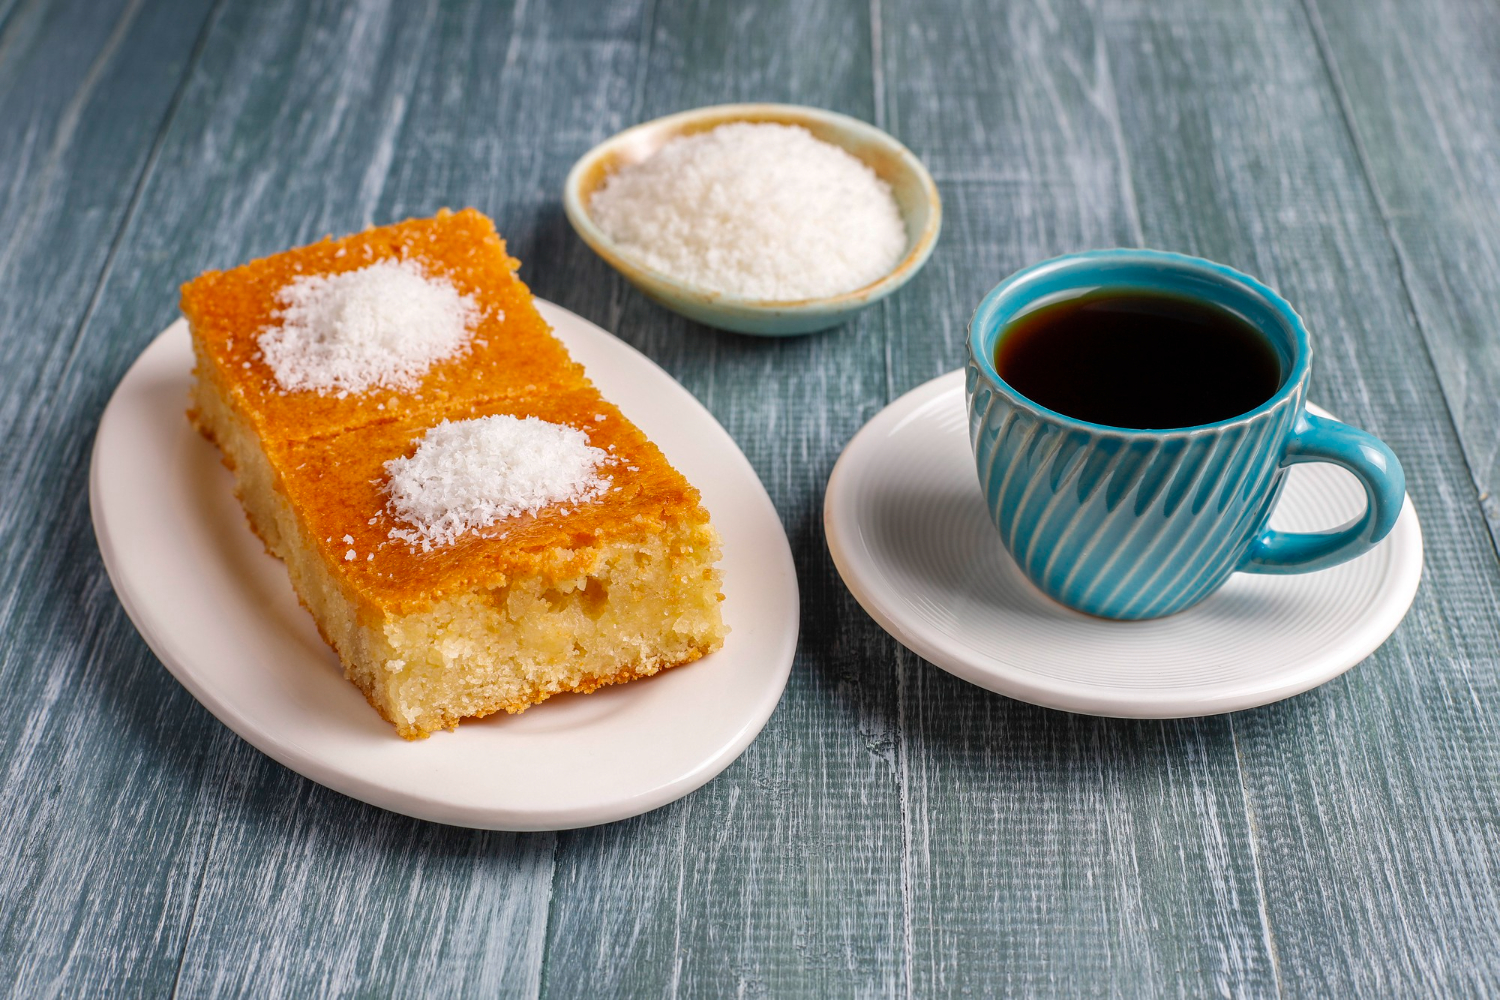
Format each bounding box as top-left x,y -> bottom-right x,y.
383,415 -> 612,551
589,122 -> 908,301
258,258 -> 479,395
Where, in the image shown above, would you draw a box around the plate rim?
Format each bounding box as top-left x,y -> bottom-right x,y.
90,300 -> 798,830
824,369 -> 1424,718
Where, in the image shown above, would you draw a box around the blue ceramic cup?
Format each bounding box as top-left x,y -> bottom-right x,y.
965,249 -> 1405,620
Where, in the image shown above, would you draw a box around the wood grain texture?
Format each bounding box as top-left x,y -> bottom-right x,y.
174,768 -> 555,998
1,0 -> 560,996
1,0 -> 1499,995
84,1 -> 573,996
879,1 -> 1278,995
1300,0 -> 1500,555
1103,0 -> 1500,992
539,1 -> 911,996
0,0 -> 224,995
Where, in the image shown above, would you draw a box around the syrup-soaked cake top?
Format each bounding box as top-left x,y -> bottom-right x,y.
265,387 -> 706,613
183,209 -> 585,444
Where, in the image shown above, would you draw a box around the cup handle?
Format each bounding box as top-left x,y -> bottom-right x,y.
1240,410 -> 1406,574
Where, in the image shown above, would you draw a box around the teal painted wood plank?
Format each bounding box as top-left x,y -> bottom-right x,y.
1103,0 -> 1500,992
0,0 -> 226,995
1301,0 -> 1500,555
81,0 -> 571,994
2,0 -> 1498,994
178,770 -> 555,997
539,1 -> 911,995
0,0 -> 567,995
0,0 -> 203,449
878,1 -> 1279,995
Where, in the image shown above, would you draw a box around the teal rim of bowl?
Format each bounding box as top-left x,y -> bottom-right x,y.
564,103 -> 942,324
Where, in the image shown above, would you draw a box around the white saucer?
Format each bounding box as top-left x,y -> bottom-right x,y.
91,301 -> 798,831
824,370 -> 1422,718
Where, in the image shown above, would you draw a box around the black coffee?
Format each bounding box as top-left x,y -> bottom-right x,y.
994,289 -> 1283,429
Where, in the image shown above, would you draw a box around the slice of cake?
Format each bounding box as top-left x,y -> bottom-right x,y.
184,209 -> 726,739
184,210 -> 586,445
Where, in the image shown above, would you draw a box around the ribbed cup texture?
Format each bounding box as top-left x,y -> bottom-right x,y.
966,362 -> 1305,620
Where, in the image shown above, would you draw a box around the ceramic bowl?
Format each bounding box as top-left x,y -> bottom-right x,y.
563,103 -> 942,336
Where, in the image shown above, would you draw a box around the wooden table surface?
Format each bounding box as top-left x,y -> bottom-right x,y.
3,0 -> 1499,995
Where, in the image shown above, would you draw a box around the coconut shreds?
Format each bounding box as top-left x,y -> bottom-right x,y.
383,415 -> 612,551
588,122 -> 908,301
258,258 -> 480,395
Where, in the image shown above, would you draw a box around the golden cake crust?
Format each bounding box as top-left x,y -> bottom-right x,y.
264,388 -> 707,614
183,209 -> 726,739
181,208 -> 585,444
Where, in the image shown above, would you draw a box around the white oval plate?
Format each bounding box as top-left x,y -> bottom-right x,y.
91,301 -> 798,830
824,370 -> 1422,718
